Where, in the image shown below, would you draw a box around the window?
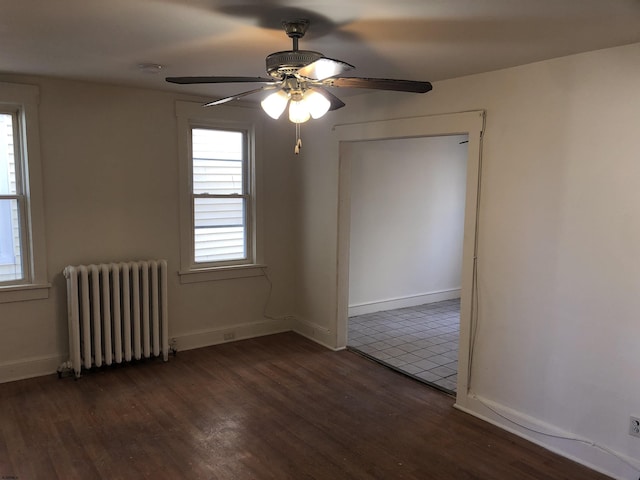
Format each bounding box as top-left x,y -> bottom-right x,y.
0,82 -> 49,302
192,128 -> 249,264
176,101 -> 263,283
0,112 -> 23,282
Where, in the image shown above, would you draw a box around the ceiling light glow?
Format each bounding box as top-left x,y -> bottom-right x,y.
261,90 -> 290,119
288,98 -> 311,123
304,90 -> 331,119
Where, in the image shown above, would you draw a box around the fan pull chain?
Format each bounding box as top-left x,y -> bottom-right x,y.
294,123 -> 302,154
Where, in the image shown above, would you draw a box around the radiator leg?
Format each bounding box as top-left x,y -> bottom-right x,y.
56,360 -> 76,379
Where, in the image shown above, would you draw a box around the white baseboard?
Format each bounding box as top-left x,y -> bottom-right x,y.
0,316 -> 308,384
0,316 -> 341,384
0,354 -> 66,383
290,316 -> 342,351
455,393 -> 640,480
348,288 -> 461,317
173,316 -> 293,352
175,314 -> 344,353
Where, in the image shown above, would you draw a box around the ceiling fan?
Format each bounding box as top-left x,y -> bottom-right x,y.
166,19 -> 433,153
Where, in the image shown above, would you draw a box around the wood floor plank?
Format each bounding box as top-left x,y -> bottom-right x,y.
0,332 -> 612,479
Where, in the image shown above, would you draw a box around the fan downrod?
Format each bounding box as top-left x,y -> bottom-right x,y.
282,19 -> 310,51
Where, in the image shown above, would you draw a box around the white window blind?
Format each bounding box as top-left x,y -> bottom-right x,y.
191,128 -> 248,264
0,112 -> 24,283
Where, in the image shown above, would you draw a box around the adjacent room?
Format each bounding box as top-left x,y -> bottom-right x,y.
346,135 -> 467,394
1,1 -> 639,479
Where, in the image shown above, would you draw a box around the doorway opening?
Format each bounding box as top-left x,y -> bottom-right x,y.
334,111 -> 484,406
345,135 -> 468,394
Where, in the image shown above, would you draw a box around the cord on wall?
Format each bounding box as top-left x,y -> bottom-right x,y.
471,393 -> 640,474
466,112 -> 486,389
465,115 -> 640,476
261,267 -> 281,321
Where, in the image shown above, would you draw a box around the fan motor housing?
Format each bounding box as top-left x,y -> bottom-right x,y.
266,50 -> 323,78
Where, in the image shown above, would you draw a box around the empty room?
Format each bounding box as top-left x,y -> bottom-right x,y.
1,2 -> 639,479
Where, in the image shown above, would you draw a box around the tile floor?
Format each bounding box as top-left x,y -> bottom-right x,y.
347,298 -> 460,393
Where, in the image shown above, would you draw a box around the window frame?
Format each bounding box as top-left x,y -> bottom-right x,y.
176,101 -> 264,283
0,82 -> 49,303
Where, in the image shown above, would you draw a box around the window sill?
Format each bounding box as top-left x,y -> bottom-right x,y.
0,283 -> 51,304
178,264 -> 266,284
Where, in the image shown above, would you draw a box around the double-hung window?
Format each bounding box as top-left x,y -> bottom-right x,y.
192,127 -> 249,264
176,101 -> 263,283
0,82 -> 48,302
0,112 -> 23,282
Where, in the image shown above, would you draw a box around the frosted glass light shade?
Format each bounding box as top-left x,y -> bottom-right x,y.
304,90 -> 331,119
261,90 -> 289,119
288,99 -> 310,123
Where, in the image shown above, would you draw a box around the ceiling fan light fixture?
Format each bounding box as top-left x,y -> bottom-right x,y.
304,89 -> 331,119
288,98 -> 311,124
167,19 -> 432,151
261,90 -> 290,119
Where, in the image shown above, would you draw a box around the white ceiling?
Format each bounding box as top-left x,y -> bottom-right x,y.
2,0 -> 640,102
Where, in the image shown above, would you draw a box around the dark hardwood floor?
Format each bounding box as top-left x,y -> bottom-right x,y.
0,332 -> 610,479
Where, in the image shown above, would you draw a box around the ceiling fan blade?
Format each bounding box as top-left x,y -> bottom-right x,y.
166,76 -> 276,85
325,77 -> 432,93
314,87 -> 346,111
203,86 -> 277,107
296,57 -> 354,81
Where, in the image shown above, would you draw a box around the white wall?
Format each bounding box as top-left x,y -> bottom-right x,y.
295,42 -> 640,479
2,41 -> 639,478
347,136 -> 467,315
0,76 -> 298,381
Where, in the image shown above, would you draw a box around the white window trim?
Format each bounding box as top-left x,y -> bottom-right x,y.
176,101 -> 264,283
0,82 -> 49,303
